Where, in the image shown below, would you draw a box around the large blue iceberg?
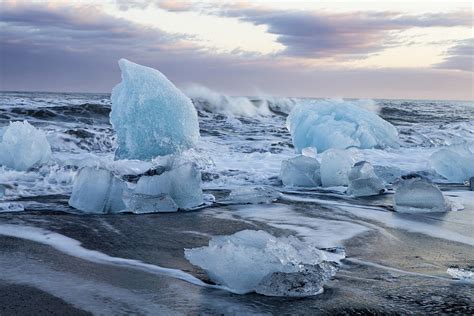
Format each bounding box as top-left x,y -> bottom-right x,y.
110,59 -> 200,160
286,99 -> 399,153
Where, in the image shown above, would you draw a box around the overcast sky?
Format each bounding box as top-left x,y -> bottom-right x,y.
0,0 -> 472,100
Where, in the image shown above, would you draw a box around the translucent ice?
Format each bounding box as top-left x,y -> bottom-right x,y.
430,145 -> 474,183
347,161 -> 385,197
394,178 -> 449,213
280,155 -> 321,187
320,149 -> 354,187
134,162 -> 203,209
0,121 -> 51,171
125,193 -> 178,214
223,186 -> 280,205
69,167 -> 126,214
184,230 -> 337,296
286,99 -> 399,153
110,59 -> 200,160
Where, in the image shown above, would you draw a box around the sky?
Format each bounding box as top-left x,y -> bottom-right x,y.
0,0 -> 473,100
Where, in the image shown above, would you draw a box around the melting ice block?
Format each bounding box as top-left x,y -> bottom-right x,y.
110,59 -> 200,160
280,155 -> 321,187
320,149 -> 354,187
223,186 -> 280,205
347,161 -> 385,197
134,162 -> 203,209
0,121 -> 51,171
394,178 -> 449,213
185,230 -> 338,297
286,99 -> 398,153
69,167 -> 126,214
125,193 -> 178,214
430,145 -> 474,183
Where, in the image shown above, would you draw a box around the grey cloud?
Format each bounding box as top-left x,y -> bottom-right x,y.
435,39 -> 474,72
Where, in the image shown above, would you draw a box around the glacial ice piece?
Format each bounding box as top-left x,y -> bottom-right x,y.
280,155 -> 321,187
69,167 -> 126,214
0,121 -> 51,171
125,193 -> 178,214
286,99 -> 399,153
394,178 -> 449,213
347,161 -> 385,197
223,186 -> 280,204
430,146 -> 474,183
185,230 -> 337,296
134,162 -> 203,209
110,59 -> 200,160
320,149 -> 354,187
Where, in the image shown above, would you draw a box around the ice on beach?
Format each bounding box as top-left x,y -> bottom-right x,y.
69,167 -> 126,214
394,178 -> 449,213
347,161 -> 385,197
125,193 -> 178,214
0,121 -> 51,171
110,59 -> 200,160
223,186 -> 280,204
320,149 -> 354,187
134,162 -> 203,209
280,155 -> 321,187
430,145 -> 474,183
286,99 -> 399,153
184,230 -> 337,296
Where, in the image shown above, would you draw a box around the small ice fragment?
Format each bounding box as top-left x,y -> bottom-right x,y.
0,121 -> 51,171
394,178 -> 449,213
125,193 -> 178,214
110,59 -> 200,160
0,202 -> 24,213
320,149 -> 354,187
134,162 -> 203,209
184,230 -> 337,296
430,145 -> 474,183
224,186 -> 280,204
347,161 -> 385,197
286,99 -> 399,153
280,155 -> 321,187
69,167 -> 126,214
447,267 -> 474,281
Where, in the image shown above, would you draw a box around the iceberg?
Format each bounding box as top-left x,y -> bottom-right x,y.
110,59 -> 200,160
0,121 -> 51,171
280,155 -> 321,187
286,99 -> 399,153
185,230 -> 337,296
394,178 -> 449,213
69,167 -> 126,214
320,149 -> 354,187
134,162 -> 203,209
347,161 -> 385,197
430,145 -> 474,183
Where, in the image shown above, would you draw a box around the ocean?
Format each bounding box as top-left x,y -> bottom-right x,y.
0,91 -> 473,314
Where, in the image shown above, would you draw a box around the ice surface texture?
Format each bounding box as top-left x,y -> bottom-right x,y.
110,59 -> 200,160
320,149 -> 354,187
347,161 -> 385,197
69,167 -> 126,214
430,144 -> 474,183
281,155 -> 321,187
286,99 -> 399,153
394,178 -> 449,213
0,121 -> 51,171
185,230 -> 337,296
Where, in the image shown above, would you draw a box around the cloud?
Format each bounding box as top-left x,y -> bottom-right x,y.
217,7 -> 473,58
435,39 -> 474,72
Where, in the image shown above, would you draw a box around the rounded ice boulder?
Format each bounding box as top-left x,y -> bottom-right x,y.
394,178 -> 449,213
0,121 -> 51,171
286,99 -> 399,153
110,59 -> 200,160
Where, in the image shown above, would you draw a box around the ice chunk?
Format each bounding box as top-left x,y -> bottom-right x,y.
69,167 -> 126,214
134,162 -> 203,209
347,161 -> 385,197
286,99 -> 398,153
394,178 -> 449,213
320,149 -> 354,187
125,193 -> 178,214
222,186 -> 280,204
0,202 -> 24,213
430,145 -> 474,183
280,155 -> 321,187
185,230 -> 337,296
0,121 -> 51,171
110,59 -> 200,160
